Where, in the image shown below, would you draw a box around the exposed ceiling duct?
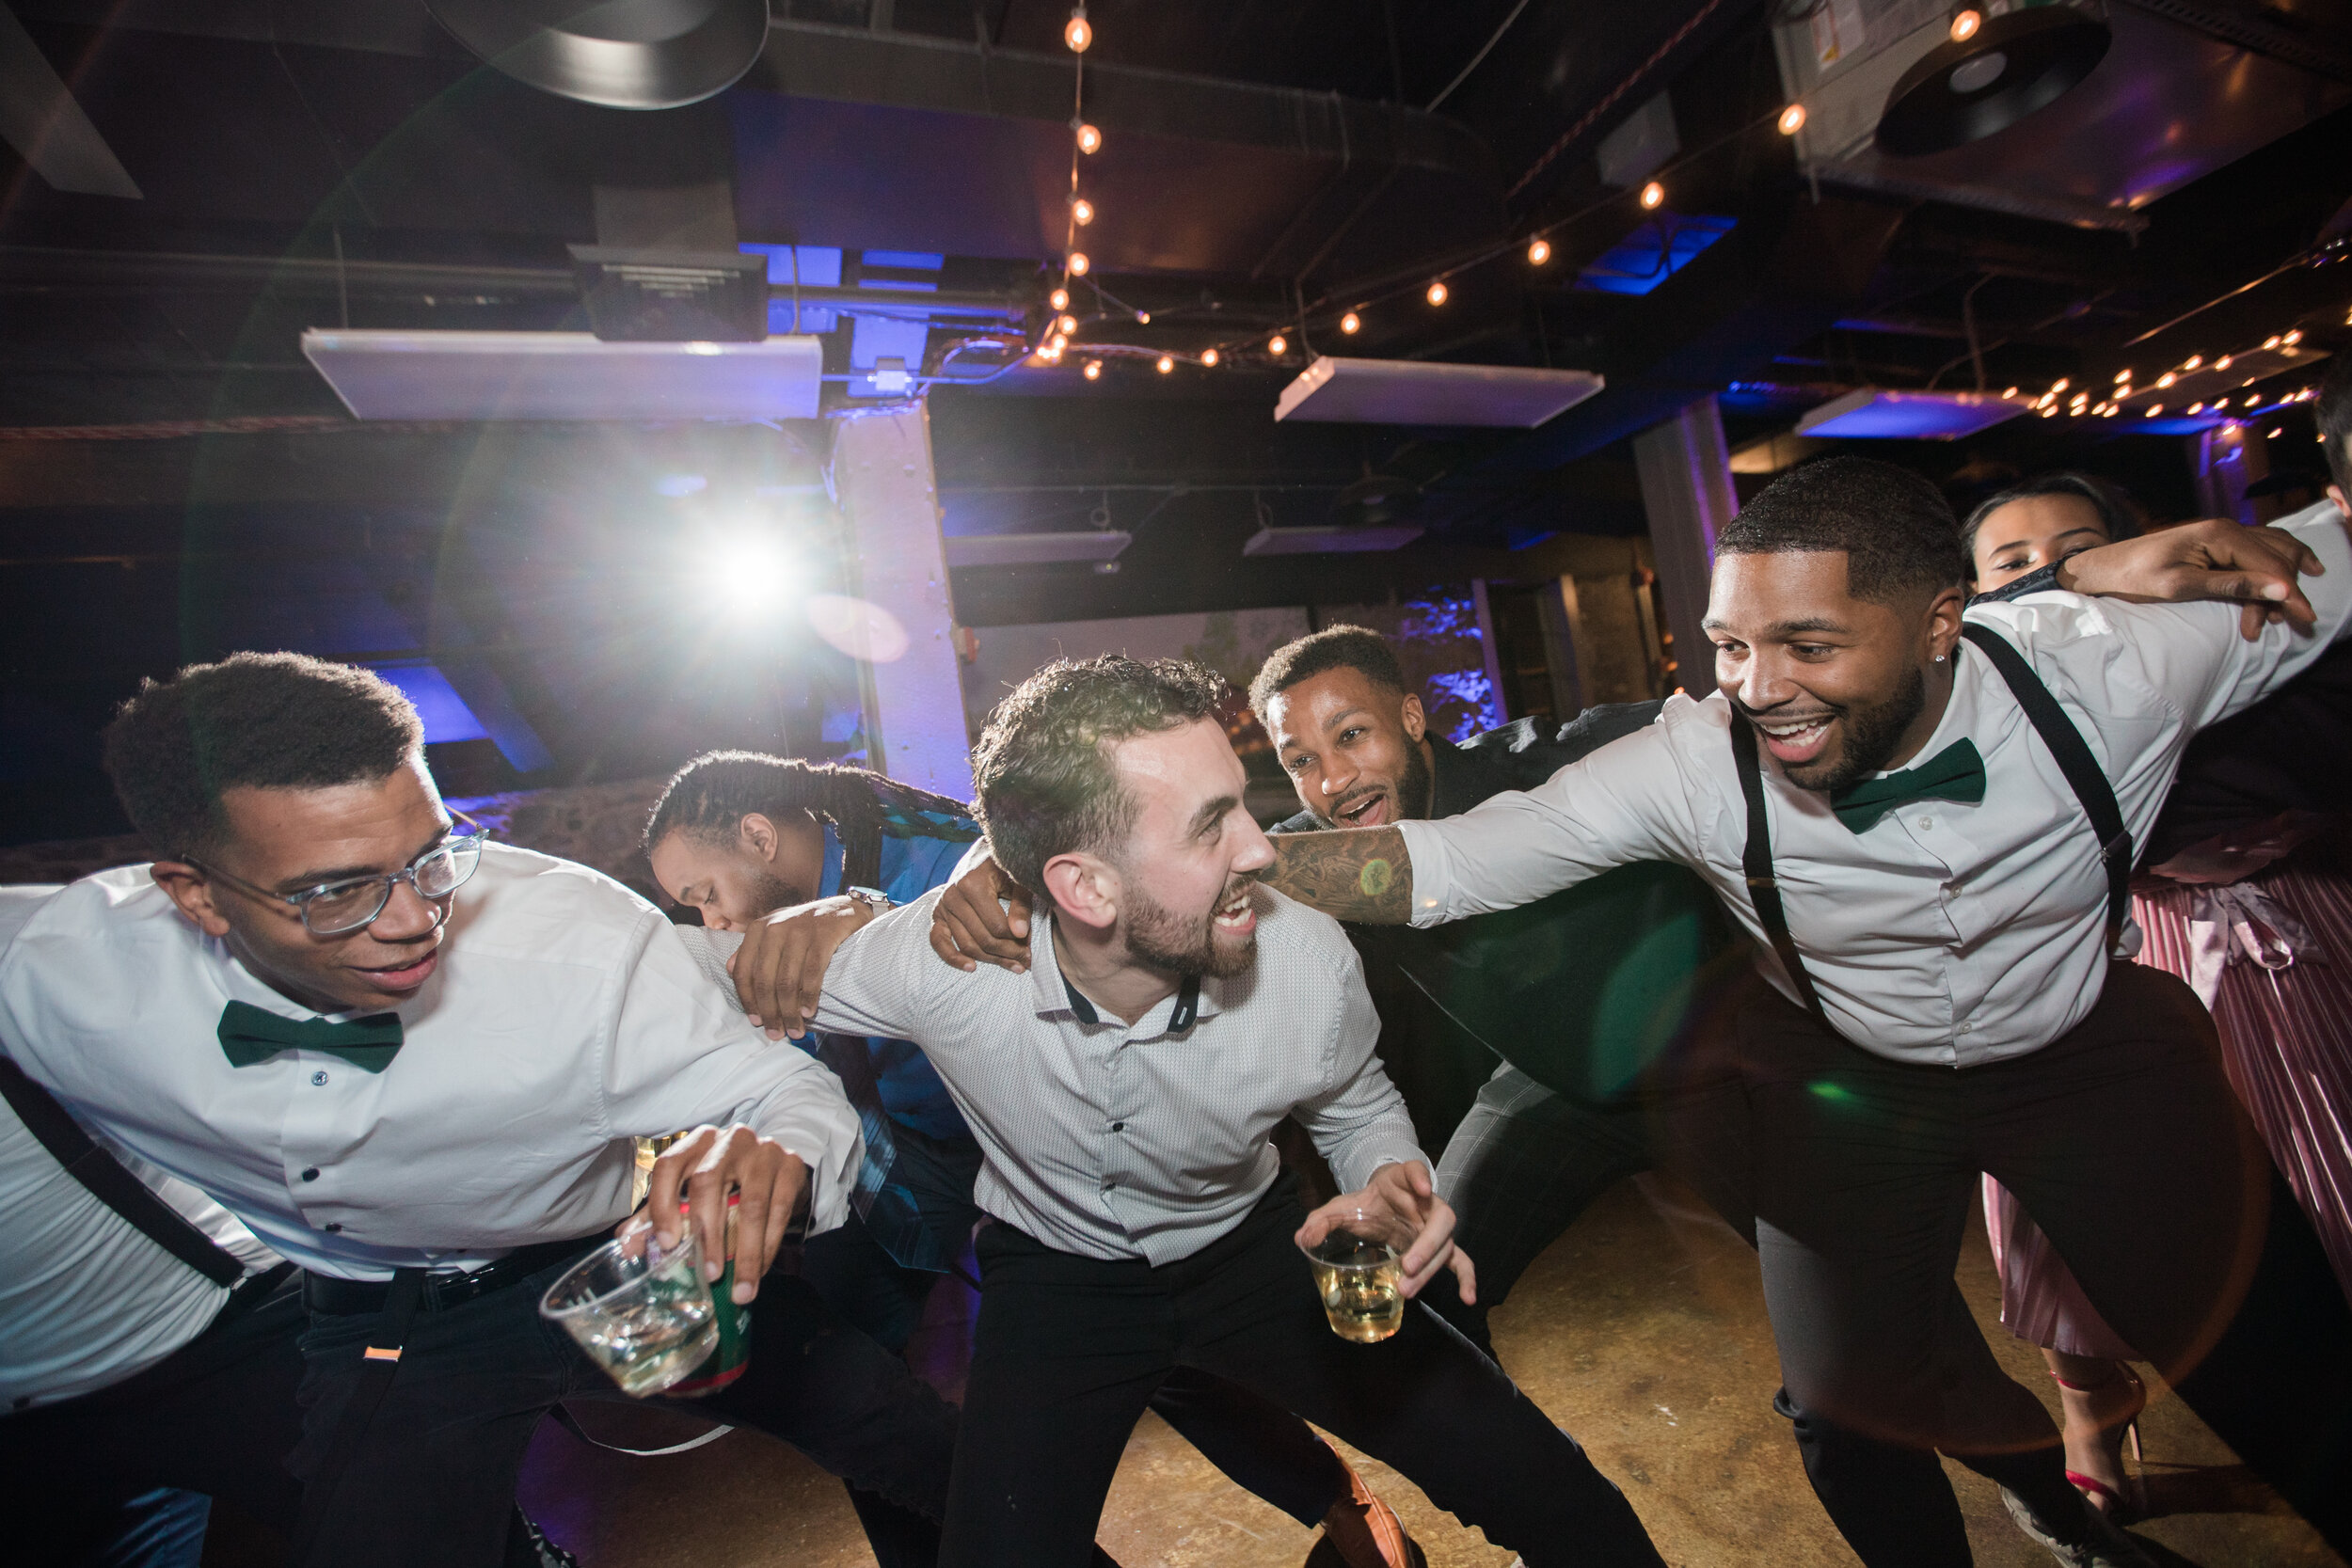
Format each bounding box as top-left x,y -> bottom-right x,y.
424,0 -> 771,110
1274,358 -> 1605,427
1874,3 -> 2113,155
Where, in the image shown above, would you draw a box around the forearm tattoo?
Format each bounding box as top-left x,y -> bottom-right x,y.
1266,828 -> 1413,925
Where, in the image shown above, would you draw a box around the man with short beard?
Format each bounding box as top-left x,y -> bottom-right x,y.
1261,456 -> 2352,1568
721,655 -> 1669,1568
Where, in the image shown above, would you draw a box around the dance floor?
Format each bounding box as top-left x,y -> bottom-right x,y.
208,1177 -> 2343,1566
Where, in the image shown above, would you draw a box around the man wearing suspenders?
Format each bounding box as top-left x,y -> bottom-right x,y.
1257,457 -> 2352,1568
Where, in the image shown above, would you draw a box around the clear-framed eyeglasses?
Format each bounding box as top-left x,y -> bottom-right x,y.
199,817 -> 487,937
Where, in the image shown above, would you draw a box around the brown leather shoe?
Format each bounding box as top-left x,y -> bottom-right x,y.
1300,1455 -> 1427,1568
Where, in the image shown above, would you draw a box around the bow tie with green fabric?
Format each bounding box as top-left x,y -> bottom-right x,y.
1828,739 -> 1987,832
217,1000 -> 404,1072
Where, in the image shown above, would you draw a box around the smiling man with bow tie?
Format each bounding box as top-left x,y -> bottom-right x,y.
0,653 -> 966,1568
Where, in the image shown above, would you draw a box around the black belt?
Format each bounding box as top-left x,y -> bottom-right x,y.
301,1232 -> 604,1317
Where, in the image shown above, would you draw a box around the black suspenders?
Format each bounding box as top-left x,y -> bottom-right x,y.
1730,622 -> 2133,1041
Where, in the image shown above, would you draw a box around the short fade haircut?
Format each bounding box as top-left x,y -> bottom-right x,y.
1717,455 -> 1967,602
1960,470 -> 2141,570
2318,352 -> 2352,498
971,655 -> 1229,896
102,652 -> 425,862
1246,625 -> 1406,724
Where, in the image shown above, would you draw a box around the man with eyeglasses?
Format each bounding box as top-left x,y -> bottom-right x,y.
0,653 -> 969,1568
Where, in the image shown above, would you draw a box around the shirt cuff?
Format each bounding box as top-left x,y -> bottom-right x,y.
1392,818 -> 1454,928
1329,1131 -> 1432,1196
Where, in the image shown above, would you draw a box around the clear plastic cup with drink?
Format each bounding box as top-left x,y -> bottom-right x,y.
1299,1204 -> 1408,1343
540,1229 -> 721,1397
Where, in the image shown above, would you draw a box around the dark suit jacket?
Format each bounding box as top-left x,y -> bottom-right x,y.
1272,706 -> 1737,1148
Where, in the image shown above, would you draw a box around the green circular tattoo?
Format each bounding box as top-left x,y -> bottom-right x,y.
1359,858 -> 1394,899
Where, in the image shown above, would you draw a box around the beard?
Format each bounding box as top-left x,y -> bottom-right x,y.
1322,734 -> 1437,826
1124,873 -> 1261,978
741,864 -> 811,922
1804,662 -> 1929,793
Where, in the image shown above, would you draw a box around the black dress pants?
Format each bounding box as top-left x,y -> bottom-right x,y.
938,1182 -> 1666,1568
0,1278 -> 307,1556
288,1248 -> 961,1568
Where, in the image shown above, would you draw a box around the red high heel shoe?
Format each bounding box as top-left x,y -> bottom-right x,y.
2053,1367 -> 2147,1523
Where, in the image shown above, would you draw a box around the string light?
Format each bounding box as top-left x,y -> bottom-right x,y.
1778,103 -> 1807,135
1341,311 -> 1361,335
1527,238 -> 1551,265
2215,356 -> 2231,371
1082,358 -> 1102,380
1067,251 -> 1090,276
1075,123 -> 1102,153
1050,333 -> 1068,351
2050,378 -> 2069,393
1426,280 -> 1449,306
2147,405 -> 2163,417
1200,348 -> 1219,367
2114,369 -> 2131,383
2263,335 -> 2281,349
2187,402 -> 2204,414
1640,181 -> 1665,210
1072,198 -> 1094,226
2182,355 -> 2202,371
1064,7 -> 1091,53
1950,8 -> 1982,42
1155,355 -> 1173,373
2284,329 -> 2304,346
2156,372 -> 2175,388
1267,334 -> 1288,356
2002,386 -> 2018,398
1057,314 -> 1079,336
1136,310 -> 1150,324
1049,288 -> 1070,311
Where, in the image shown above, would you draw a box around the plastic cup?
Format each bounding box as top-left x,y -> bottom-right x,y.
540,1230 -> 719,1398
1299,1205 -> 1406,1343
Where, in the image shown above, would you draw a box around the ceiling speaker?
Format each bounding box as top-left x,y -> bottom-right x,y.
426,0 -> 771,111
1875,5 -> 2111,158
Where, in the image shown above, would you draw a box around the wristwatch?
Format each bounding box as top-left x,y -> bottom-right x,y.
842,885 -> 893,914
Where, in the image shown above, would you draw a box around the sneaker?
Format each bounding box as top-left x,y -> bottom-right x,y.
1999,1487 -> 2156,1568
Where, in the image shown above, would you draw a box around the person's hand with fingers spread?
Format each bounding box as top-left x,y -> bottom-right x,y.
624,1123 -> 809,1305
927,853 -> 1034,973
2056,518 -> 2327,640
728,893 -> 885,1039
1296,1161 -> 1476,1305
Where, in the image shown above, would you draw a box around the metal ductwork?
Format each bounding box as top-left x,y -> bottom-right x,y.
424,0 -> 771,110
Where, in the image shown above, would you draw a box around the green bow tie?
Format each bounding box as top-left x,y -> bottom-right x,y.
1829,739 -> 1987,832
218,1000 -> 404,1073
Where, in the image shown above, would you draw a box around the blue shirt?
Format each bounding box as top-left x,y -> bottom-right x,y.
816,819 -> 976,1142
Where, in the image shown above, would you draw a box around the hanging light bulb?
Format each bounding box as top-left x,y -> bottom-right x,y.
1527,237 -> 1551,265
2114,369 -> 2132,384
1082,358 -> 1103,381
1426,279 -> 1449,306
1778,103 -> 1807,135
1136,310 -> 1151,324
1074,122 -> 1102,154
1200,347 -> 1220,367
1072,198 -> 1094,227
1267,334 -> 1288,356
1640,181 -> 1665,210
1950,8 -> 1983,42
1341,311 -> 1361,335
1049,287 -> 1070,311
1064,7 -> 1090,54
2263,335 -> 2281,350
1155,355 -> 1173,373
2187,402 -> 2203,414
2050,378 -> 2069,393
1067,251 -> 1089,276
2156,372 -> 2175,388
2284,328 -> 2304,346
2002,386 -> 2018,399
2214,356 -> 2232,371
1058,314 -> 1078,336
2147,405 -> 2163,417
2182,355 -> 2202,371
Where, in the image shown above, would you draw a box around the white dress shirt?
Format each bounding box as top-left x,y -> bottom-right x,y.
2,886 -> 282,1409
1399,502 -> 2352,1067
739,882 -> 1427,1265
0,844 -> 860,1280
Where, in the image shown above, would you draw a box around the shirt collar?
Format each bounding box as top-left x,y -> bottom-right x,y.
1026,911 -> 1218,1035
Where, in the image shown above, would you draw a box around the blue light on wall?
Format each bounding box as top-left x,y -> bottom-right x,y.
743,244 -> 842,333
1794,388 -> 2027,440
370,663 -> 490,745
1575,213 -> 1736,297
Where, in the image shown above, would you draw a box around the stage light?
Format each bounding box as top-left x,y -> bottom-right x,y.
1640,181 -> 1664,210
1050,288 -> 1070,311
1064,8 -> 1090,53
1267,334 -> 1288,356
1341,312 -> 1360,335
1200,347 -> 1219,367
1527,238 -> 1551,265
1083,359 -> 1102,380
1058,314 -> 1079,336
1426,280 -> 1448,306
1155,355 -> 1173,373
1950,8 -> 1982,42
1072,198 -> 1094,227
1075,123 -> 1102,153
696,532 -> 798,624
1778,103 -> 1807,135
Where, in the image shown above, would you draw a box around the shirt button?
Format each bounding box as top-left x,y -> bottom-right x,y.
1957,1022 -> 1973,1035
324,1223 -> 343,1233
1917,816 -> 1934,830
301,1167 -> 320,1182
310,1070 -> 330,1086
1111,1122 -> 1126,1132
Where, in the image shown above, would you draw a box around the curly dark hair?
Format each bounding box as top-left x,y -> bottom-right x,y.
101,652 -> 425,862
1246,625 -> 1406,724
1717,455 -> 1966,604
644,751 -> 970,891
1958,471 -> 2142,578
972,655 -> 1230,896
2318,351 -> 2352,499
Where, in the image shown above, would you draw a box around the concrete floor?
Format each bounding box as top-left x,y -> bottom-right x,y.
504,1175 -> 2344,1568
